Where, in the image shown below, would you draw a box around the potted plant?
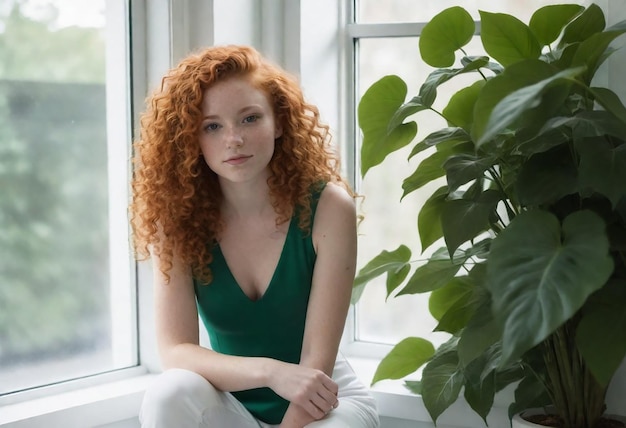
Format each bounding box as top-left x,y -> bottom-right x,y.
355,3 -> 626,428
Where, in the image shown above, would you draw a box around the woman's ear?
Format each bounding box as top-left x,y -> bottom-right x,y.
275,124 -> 283,139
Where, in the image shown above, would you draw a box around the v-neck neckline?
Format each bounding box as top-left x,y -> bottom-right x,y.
217,217 -> 292,303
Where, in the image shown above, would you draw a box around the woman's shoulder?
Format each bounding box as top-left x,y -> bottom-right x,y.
315,181 -> 355,220
311,181 -> 356,252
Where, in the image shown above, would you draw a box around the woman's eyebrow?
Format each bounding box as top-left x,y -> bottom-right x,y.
201,105 -> 264,120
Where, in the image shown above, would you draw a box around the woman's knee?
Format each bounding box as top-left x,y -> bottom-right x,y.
140,368 -> 220,427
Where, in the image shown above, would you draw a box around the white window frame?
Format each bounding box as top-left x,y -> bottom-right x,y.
0,0 -> 147,424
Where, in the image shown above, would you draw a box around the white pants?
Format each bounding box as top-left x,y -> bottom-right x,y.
140,355 -> 379,428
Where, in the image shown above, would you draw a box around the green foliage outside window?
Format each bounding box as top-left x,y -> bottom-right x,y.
0,2 -> 109,365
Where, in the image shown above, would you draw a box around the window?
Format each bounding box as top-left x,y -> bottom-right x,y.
0,0 -> 136,399
350,0 -> 584,348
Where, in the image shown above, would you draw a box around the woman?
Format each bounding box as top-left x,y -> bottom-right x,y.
130,45 -> 379,428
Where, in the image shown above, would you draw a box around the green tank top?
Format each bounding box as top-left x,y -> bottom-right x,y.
194,186 -> 324,424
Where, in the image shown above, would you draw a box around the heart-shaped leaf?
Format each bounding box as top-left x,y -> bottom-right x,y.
352,245 -> 412,303
487,210 -> 613,365
419,6 -> 475,67
479,11 -> 541,66
358,75 -> 417,176
372,337 -> 435,384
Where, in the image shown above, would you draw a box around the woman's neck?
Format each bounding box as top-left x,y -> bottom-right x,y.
219,178 -> 275,220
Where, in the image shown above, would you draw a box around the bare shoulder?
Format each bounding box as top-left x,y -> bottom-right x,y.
316,182 -> 355,214
313,182 -> 356,246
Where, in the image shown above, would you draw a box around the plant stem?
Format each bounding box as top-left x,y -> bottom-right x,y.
428,106 -> 451,124
542,319 -> 608,428
486,167 -> 518,220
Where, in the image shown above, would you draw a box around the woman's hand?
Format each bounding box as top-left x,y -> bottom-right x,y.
268,361 -> 339,420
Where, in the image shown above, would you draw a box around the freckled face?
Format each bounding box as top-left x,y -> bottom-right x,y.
198,76 -> 282,185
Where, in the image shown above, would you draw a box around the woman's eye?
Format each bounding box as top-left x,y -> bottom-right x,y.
204,123 -> 220,132
243,115 -> 258,124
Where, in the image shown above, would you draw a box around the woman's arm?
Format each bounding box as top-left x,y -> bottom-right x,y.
279,182 -> 358,428
151,248 -> 275,391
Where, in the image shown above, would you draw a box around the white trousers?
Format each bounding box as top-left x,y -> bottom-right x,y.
140,355 -> 379,428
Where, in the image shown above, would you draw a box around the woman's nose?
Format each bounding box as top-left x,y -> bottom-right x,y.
225,126 -> 244,147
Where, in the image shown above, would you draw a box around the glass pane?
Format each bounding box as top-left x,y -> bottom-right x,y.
358,0 -> 583,23
355,36 -> 484,346
0,0 -> 134,394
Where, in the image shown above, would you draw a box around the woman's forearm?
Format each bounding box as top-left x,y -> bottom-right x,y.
160,343 -> 276,392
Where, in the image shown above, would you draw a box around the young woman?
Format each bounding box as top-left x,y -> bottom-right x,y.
130,45 -> 379,428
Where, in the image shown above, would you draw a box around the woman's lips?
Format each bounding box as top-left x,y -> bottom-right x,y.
225,155 -> 252,165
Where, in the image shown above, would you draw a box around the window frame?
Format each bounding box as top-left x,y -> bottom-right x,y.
0,0 -> 143,409
339,1 -> 435,360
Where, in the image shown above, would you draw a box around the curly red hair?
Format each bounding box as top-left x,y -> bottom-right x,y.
130,45 -> 351,283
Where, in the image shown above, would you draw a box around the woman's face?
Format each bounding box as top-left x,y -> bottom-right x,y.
198,75 -> 282,186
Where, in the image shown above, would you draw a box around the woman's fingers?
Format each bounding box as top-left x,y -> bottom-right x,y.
307,387 -> 339,419
268,362 -> 340,419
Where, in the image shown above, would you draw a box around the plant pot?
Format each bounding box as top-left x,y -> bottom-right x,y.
512,408 -> 626,428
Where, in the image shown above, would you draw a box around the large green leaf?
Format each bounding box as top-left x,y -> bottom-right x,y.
442,80 -> 486,132
471,59 -> 558,144
458,303 -> 501,368
417,186 -> 448,252
577,137 -> 626,208
457,266 -> 502,367
476,66 -> 586,146
529,4 -> 584,46
559,3 -> 605,47
441,189 -> 502,256
401,150 -> 448,198
577,279 -> 626,387
421,337 -> 464,423
428,276 -> 476,334
419,6 -> 475,68
487,210 -> 614,365
571,29 -> 626,83
479,11 -> 541,66
443,153 -> 494,193
358,75 -> 417,176
590,87 -> 626,127
465,370 -> 495,424
372,337 -> 435,384
352,245 -> 412,303
397,248 -> 462,295
516,145 -> 578,206
429,276 -> 474,326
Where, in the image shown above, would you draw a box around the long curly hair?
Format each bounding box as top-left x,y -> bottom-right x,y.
130,45 -> 351,283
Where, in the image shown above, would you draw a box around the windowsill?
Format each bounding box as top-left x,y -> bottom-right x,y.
0,357 -> 513,428
0,374 -> 153,428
